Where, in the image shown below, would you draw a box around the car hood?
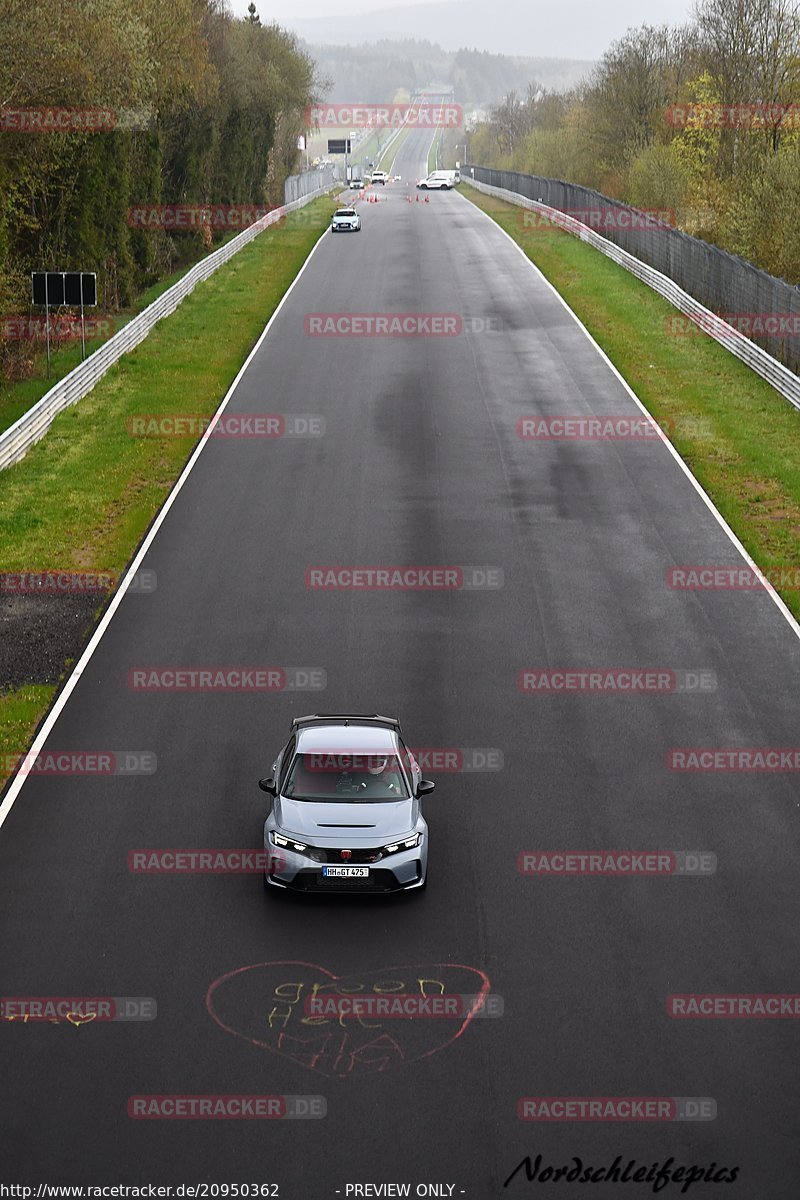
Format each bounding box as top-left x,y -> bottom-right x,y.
275,796 -> 418,842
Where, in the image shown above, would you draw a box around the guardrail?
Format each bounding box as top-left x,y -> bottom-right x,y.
0,180 -> 336,473
462,173 -> 800,413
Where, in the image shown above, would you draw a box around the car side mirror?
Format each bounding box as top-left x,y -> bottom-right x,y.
417,780 -> 435,796
259,777 -> 277,796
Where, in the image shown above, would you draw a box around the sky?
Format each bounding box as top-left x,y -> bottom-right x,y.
229,0 -> 695,61
231,0 -> 454,18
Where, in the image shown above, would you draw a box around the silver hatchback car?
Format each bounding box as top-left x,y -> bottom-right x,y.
331,207 -> 361,232
260,714 -> 433,894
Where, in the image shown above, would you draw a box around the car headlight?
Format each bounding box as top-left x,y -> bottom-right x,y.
383,833 -> 421,854
271,831 -> 308,853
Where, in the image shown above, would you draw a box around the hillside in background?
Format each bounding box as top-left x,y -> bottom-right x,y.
285,0 -> 659,60
306,39 -> 592,103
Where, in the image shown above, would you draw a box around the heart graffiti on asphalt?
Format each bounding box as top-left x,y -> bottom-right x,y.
206,960 -> 491,1077
65,1010 -> 97,1026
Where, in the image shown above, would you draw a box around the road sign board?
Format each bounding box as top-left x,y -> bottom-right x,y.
32,272 -> 97,307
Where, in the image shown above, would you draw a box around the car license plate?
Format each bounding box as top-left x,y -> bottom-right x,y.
322,866 -> 369,878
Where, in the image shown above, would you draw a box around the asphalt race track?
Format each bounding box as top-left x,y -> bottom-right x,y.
2,123 -> 800,1196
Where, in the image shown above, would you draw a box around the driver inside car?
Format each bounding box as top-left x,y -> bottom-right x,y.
334,756 -> 404,795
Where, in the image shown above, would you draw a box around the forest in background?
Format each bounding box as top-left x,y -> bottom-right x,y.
467,0 -> 800,285
302,40 -> 591,104
0,0 -> 319,377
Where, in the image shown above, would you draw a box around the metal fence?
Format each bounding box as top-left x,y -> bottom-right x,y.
464,169 -> 800,412
466,165 -> 800,379
284,165 -> 336,205
0,179 -> 335,473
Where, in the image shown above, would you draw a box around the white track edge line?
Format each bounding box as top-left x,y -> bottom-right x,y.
0,227 -> 330,833
459,187 -> 800,643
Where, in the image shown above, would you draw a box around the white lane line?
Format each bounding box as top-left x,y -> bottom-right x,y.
0,227 -> 331,833
458,189 -> 800,643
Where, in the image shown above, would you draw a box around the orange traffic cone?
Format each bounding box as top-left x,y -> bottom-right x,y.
424,195 -> 430,203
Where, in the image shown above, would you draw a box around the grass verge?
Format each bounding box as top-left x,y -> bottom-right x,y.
0,685 -> 56,775
354,127 -> 394,172
0,193 -> 338,786
0,229 -> 261,438
380,126 -> 413,174
459,184 -> 800,623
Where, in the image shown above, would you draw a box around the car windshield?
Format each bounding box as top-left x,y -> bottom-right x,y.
283,752 -> 411,801
335,209 -> 356,217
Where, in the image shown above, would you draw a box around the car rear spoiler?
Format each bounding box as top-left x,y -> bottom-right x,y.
291,713 -> 401,732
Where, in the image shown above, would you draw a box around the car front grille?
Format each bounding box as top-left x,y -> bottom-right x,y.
313,845 -> 385,864
292,869 -> 400,893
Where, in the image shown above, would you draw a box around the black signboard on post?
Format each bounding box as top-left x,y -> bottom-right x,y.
31,271 -> 98,373
327,139 -> 351,155
32,272 -> 97,307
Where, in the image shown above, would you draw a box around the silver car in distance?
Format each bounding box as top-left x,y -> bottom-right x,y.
261,714 -> 433,894
331,207 -> 361,232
